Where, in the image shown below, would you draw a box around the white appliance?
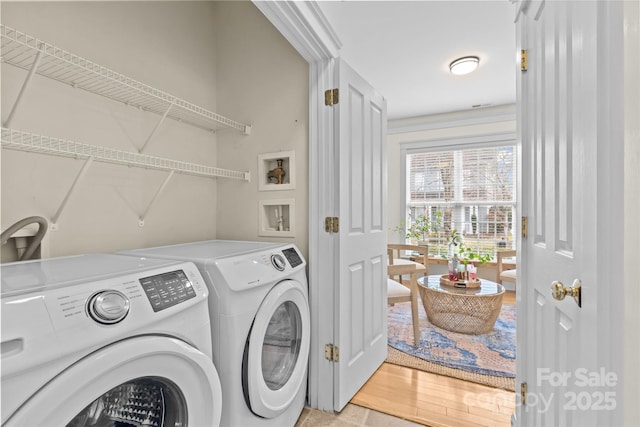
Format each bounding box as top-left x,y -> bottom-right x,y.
1,253 -> 223,427
119,240 -> 310,427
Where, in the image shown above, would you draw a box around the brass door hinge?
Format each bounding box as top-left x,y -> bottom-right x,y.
325,344 -> 340,362
325,217 -> 339,233
325,88 -> 339,106
521,49 -> 528,71
521,382 -> 528,405
522,216 -> 528,238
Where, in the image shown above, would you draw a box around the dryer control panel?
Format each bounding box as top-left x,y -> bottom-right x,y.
282,247 -> 303,268
213,244 -> 306,292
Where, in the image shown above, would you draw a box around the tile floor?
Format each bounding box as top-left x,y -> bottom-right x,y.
295,404 -> 424,427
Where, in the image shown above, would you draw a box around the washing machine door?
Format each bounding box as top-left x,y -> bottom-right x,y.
245,279 -> 310,419
4,336 -> 222,427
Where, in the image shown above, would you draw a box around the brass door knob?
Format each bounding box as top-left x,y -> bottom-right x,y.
551,279 -> 582,307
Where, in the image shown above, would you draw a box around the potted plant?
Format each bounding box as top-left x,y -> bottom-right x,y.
446,229 -> 491,281
406,214 -> 431,245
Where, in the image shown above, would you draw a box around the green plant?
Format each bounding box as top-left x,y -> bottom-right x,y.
448,229 -> 491,265
405,214 -> 431,241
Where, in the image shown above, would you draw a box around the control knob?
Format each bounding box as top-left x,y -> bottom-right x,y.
271,253 -> 287,271
88,290 -> 130,324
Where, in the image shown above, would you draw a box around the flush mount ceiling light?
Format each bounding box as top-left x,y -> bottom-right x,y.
449,56 -> 480,75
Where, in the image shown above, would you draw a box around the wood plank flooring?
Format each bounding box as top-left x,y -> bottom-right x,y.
350,290 -> 517,427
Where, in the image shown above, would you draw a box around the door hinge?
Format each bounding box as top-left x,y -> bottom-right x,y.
325,344 -> 340,362
520,382 -> 528,406
521,49 -> 528,72
522,216 -> 528,238
324,88 -> 339,106
325,217 -> 339,233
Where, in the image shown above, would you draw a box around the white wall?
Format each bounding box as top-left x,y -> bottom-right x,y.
624,0 -> 640,423
214,1 -> 309,259
1,1 -> 309,260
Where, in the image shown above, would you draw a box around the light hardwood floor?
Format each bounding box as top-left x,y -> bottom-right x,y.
350,290 -> 517,427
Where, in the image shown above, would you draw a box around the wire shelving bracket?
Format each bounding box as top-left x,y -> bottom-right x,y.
2,128 -> 251,229
1,128 -> 251,181
1,24 -> 252,135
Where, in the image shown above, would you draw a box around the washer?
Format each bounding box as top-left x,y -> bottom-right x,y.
120,240 -> 309,427
1,253 -> 223,427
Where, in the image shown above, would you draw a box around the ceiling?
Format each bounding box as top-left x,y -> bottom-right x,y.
316,1 -> 517,120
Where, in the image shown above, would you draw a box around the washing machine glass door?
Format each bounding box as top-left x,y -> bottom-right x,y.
67,377 -> 185,427
245,279 -> 310,419
4,336 -> 222,427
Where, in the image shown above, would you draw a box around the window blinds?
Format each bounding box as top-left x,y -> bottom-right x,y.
406,145 -> 516,257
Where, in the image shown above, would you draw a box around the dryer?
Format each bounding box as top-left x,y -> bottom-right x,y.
120,240 -> 310,427
1,253 -> 222,427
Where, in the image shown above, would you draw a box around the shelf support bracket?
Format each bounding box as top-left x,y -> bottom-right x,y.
51,157 -> 94,230
139,103 -> 174,153
139,170 -> 175,227
4,49 -> 43,128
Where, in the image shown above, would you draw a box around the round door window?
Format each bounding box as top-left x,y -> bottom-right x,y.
262,301 -> 302,391
66,377 -> 186,427
244,280 -> 310,419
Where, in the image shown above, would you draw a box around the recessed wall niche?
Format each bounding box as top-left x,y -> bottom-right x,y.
259,199 -> 295,237
258,151 -> 295,191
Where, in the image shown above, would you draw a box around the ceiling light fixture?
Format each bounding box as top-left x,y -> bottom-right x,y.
449,56 -> 480,75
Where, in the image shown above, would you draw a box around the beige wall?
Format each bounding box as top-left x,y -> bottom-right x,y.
1,1 -> 309,261
214,1 -> 309,259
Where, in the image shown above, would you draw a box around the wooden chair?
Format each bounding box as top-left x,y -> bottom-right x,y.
387,263 -> 420,345
496,249 -> 517,285
387,244 -> 428,284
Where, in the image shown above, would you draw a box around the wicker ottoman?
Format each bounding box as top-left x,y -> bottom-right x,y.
417,275 -> 505,334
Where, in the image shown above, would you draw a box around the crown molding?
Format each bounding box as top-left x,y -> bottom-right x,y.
252,0 -> 341,62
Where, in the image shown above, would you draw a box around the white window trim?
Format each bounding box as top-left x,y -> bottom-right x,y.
399,132 -> 517,252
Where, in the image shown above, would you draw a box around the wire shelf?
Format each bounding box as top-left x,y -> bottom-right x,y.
1,128 -> 250,181
0,24 -> 251,134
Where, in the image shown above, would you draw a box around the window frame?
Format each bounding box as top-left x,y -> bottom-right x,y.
399,133 -> 517,259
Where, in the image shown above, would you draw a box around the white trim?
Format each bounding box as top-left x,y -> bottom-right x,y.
624,1 -> 640,425
307,59 -> 337,412
389,104 -> 516,135
399,135 -> 518,250
252,1 -> 341,62
596,2 -> 626,425
400,132 -> 517,152
252,0 -> 339,412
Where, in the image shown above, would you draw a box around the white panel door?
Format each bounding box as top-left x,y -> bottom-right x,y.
517,1 -> 622,425
334,59 -> 387,411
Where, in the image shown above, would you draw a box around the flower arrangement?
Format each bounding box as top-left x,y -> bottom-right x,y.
447,229 -> 491,265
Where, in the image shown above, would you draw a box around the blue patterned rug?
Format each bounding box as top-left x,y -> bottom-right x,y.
387,300 -> 516,378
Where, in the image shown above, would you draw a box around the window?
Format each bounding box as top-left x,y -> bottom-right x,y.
404,144 -> 516,259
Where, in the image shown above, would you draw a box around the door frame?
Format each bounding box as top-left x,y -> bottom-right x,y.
254,1 -> 640,421
252,0 -> 341,411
